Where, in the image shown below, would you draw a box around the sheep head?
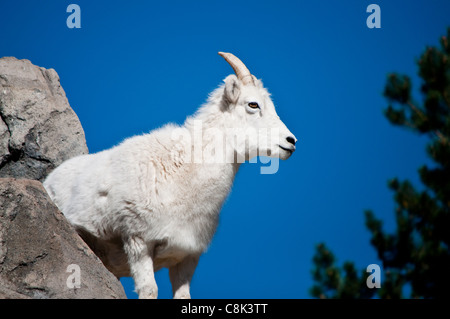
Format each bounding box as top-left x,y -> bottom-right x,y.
218,52 -> 297,161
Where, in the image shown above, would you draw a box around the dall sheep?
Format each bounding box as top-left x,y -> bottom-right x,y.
44,52 -> 297,299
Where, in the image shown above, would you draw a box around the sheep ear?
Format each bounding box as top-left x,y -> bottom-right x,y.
223,75 -> 241,105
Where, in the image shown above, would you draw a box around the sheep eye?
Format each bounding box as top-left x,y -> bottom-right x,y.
248,102 -> 259,109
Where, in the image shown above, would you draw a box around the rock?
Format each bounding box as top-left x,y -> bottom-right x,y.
0,58 -> 126,299
0,178 -> 126,299
0,57 -> 88,182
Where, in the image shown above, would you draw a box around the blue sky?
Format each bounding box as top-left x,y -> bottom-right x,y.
1,0 -> 449,298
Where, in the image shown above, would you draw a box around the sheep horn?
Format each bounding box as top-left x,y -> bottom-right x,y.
218,52 -> 255,86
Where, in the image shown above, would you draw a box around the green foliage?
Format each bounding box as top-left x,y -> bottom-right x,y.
309,243 -> 375,299
310,28 -> 450,298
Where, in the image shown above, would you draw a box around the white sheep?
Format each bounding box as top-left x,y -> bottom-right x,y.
43,52 -> 297,299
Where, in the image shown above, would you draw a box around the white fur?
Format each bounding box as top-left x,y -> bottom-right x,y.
44,74 -> 296,299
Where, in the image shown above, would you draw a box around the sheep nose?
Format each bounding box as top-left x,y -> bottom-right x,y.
286,136 -> 296,146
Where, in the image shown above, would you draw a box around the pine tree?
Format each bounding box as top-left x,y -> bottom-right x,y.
310,28 -> 450,299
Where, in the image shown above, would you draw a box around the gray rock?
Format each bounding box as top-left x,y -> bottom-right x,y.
0,57 -> 88,181
0,178 -> 126,299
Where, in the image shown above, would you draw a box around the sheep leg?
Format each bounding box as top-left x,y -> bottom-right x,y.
169,254 -> 200,299
123,236 -> 158,299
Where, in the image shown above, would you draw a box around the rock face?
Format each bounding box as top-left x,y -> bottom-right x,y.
0,57 -> 126,299
0,57 -> 88,182
0,178 -> 126,299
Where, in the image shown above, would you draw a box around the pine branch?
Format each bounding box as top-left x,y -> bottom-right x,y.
407,100 -> 449,145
